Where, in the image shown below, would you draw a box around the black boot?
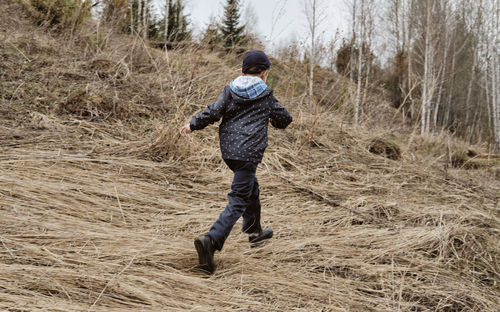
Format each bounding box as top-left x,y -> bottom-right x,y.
248,228 -> 273,243
194,235 -> 216,273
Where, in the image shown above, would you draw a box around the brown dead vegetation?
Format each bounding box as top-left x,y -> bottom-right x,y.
1,2 -> 499,311
368,137 -> 402,160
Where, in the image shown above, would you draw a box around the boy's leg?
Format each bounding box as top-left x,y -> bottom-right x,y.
242,175 -> 262,234
207,161 -> 257,250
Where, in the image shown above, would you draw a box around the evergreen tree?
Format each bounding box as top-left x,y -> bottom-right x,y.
220,0 -> 246,48
161,0 -> 191,42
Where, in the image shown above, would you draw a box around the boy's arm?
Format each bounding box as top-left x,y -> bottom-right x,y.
187,87 -> 229,132
269,96 -> 293,129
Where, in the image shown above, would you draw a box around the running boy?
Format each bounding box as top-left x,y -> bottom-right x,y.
180,50 -> 293,273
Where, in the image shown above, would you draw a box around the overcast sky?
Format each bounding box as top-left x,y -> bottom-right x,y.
152,0 -> 350,53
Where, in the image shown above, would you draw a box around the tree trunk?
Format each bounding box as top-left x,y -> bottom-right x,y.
164,0 -> 169,41
137,0 -> 142,36
142,0 -> 148,40
493,0 -> 499,148
354,0 -> 365,125
485,69 -> 493,143
469,86 -> 483,142
350,0 -> 357,83
421,0 -> 432,135
465,0 -> 482,130
401,0 -> 406,50
444,40 -> 456,128
493,46 -> 499,148
484,3 -> 493,145
361,0 -> 373,111
130,0 -> 134,34
433,0 -> 450,133
309,0 -> 316,103
407,0 -> 414,120
465,44 -> 477,127
394,0 -> 400,51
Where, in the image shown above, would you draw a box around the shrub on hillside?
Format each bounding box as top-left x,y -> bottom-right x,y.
18,0 -> 92,30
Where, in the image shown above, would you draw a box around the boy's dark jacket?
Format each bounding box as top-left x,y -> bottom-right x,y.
189,84 -> 292,163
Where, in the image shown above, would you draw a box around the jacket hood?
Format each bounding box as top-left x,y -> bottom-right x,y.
229,76 -> 271,103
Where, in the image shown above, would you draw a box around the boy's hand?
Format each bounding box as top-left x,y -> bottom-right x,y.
180,123 -> 192,134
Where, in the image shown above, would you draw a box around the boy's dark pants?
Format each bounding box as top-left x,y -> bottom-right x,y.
208,159 -> 262,250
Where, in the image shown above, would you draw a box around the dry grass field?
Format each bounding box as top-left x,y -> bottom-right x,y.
1,2 -> 499,311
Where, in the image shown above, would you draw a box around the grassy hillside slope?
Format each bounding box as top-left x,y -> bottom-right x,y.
1,2 -> 499,311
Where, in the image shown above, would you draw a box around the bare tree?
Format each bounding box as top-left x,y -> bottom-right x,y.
353,0 -> 366,125
420,0 -> 432,134
360,0 -> 375,114
137,0 -> 142,35
351,0 -> 376,125
487,0 -> 500,148
387,0 -> 406,53
303,0 -> 327,107
142,0 -> 148,40
432,0 -> 446,132
419,0 -> 447,135
406,0 -> 416,119
349,0 -> 357,83
130,0 -> 134,34
164,0 -> 169,41
464,0 -> 483,128
378,0 -> 497,144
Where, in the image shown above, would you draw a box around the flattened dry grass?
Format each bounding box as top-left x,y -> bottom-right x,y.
1,112 -> 499,311
1,2 -> 499,311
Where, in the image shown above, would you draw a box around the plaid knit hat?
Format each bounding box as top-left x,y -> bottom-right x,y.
242,50 -> 271,74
